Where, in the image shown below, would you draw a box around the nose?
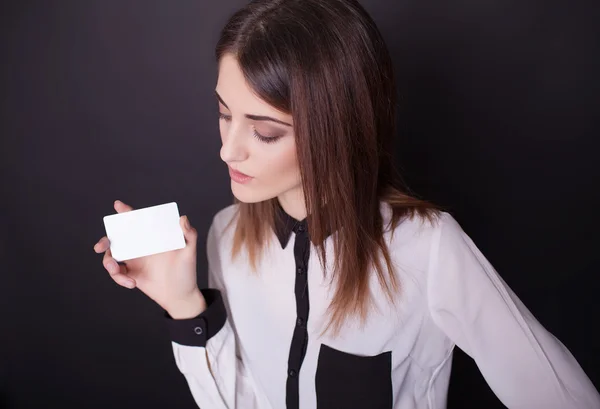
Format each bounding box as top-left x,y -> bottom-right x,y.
220,123 -> 250,163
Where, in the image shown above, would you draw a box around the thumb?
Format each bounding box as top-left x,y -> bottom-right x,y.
180,215 -> 197,250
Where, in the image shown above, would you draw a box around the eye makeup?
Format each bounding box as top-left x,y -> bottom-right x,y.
252,125 -> 283,144
218,113 -> 284,144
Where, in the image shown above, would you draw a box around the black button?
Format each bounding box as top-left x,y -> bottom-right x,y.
288,369 -> 297,377
296,266 -> 305,275
297,224 -> 305,232
297,318 -> 304,327
193,326 -> 203,335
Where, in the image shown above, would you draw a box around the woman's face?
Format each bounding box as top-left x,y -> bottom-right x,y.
215,54 -> 302,206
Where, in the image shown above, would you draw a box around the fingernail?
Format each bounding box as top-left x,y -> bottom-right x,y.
109,261 -> 118,273
184,216 -> 191,230
125,280 -> 135,289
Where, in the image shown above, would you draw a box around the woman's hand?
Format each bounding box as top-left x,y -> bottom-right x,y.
94,200 -> 206,319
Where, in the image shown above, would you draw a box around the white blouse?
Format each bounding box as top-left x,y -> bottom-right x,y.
164,202 -> 600,409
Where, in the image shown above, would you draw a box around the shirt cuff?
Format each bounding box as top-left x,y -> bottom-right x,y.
164,289 -> 227,347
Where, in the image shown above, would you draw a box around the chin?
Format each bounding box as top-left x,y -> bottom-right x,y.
231,182 -> 277,204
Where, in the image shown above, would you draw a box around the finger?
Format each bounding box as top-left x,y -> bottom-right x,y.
102,248 -> 122,276
93,236 -> 110,253
114,200 -> 134,213
102,248 -> 136,289
180,215 -> 197,251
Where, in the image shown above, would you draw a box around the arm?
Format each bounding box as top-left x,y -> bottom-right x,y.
166,218 -> 265,409
427,214 -> 600,409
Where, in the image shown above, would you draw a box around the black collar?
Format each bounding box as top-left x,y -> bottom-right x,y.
273,201 -> 334,248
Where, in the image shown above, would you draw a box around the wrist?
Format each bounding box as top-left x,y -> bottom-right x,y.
166,288 -> 207,320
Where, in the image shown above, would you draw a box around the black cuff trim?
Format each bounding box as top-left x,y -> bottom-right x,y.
164,289 -> 227,347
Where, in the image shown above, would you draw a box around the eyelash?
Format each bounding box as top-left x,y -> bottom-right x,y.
218,113 -> 281,144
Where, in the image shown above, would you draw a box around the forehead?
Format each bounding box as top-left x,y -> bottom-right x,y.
216,54 -> 249,94
216,54 -> 289,118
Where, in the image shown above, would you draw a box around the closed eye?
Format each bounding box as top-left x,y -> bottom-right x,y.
219,112 -> 283,144
252,128 -> 282,144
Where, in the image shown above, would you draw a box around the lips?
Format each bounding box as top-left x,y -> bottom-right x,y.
228,166 -> 253,183
229,167 -> 251,178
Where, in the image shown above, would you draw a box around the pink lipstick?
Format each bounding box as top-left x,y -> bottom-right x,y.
228,166 -> 253,184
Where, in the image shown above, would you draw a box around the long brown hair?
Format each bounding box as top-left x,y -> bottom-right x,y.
215,0 -> 440,334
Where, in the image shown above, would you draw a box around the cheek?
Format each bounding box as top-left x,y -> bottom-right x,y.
259,140 -> 299,179
230,138 -> 300,203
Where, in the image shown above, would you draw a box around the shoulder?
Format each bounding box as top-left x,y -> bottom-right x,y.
205,204 -> 239,269
380,201 -> 461,241
209,203 -> 240,239
381,202 -> 468,266
384,205 -> 495,299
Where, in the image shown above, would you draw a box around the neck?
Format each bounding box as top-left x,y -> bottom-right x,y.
277,185 -> 306,221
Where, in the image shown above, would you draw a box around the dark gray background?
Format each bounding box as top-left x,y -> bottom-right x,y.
1,1 -> 599,408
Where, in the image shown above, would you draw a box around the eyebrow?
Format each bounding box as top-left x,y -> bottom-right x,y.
215,91 -> 292,127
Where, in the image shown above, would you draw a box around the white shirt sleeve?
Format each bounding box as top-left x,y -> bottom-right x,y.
172,320 -> 253,409
169,219 -> 266,409
427,213 -> 600,409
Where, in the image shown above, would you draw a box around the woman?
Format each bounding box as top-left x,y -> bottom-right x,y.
93,0 -> 599,408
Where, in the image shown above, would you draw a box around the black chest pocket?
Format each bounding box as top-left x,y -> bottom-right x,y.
315,344 -> 393,409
